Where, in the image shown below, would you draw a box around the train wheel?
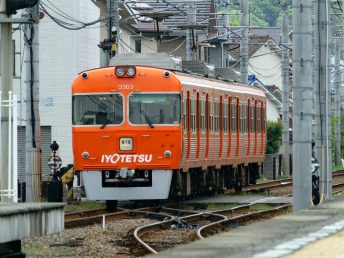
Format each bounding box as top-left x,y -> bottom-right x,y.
106,200 -> 118,212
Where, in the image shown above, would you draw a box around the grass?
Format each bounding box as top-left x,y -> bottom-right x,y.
23,244 -> 73,257
64,200 -> 105,213
333,165 -> 344,172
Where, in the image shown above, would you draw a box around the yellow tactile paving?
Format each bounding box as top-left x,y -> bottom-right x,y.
285,230 -> 344,258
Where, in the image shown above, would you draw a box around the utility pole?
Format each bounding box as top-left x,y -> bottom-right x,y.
98,0 -> 120,66
0,0 -> 13,202
24,3 -> 41,202
292,0 -> 313,211
281,2 -> 290,177
334,39 -> 341,166
314,0 -> 331,200
185,1 -> 196,61
240,0 -> 249,84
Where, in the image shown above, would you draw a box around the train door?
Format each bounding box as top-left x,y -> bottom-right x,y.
228,96 -> 232,159
186,91 -> 191,160
190,93 -> 197,160
182,90 -> 188,162
218,96 -> 223,159
199,94 -> 206,160
254,99 -> 258,156
247,99 -> 251,157
196,92 -> 200,159
205,93 -> 209,160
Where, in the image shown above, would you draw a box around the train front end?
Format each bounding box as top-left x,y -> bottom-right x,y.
72,66 -> 182,201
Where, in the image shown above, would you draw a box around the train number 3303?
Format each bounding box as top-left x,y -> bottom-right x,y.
118,84 -> 134,90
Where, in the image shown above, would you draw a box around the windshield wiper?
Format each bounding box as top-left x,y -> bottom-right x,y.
100,121 -> 108,129
142,111 -> 154,128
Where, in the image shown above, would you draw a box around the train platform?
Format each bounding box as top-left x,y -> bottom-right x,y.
153,195 -> 344,258
0,202 -> 65,257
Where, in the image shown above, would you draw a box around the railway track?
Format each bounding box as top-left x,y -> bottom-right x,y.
230,170 -> 344,194
130,203 -> 290,256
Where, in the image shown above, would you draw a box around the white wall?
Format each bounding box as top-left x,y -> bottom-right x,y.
266,97 -> 280,122
249,44 -> 282,90
12,1 -> 100,166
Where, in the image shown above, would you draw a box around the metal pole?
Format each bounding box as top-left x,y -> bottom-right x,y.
0,0 -> 13,203
240,0 -> 249,84
334,39 -> 341,166
186,1 -> 196,61
281,2 -> 290,177
13,94 -> 18,203
292,0 -> 313,211
25,3 -> 41,202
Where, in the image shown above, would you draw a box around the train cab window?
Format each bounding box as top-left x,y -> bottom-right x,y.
232,101 -> 237,132
129,93 -> 181,125
72,94 -> 123,125
223,100 -> 228,133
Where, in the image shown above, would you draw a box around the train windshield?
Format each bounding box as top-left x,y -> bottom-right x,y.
129,93 -> 181,125
72,94 -> 123,125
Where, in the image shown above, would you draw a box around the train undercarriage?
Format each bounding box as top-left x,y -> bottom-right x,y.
81,163 -> 261,211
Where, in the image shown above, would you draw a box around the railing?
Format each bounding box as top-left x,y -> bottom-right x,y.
0,91 -> 18,203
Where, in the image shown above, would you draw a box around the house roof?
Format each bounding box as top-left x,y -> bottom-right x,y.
125,0 -> 213,28
228,35 -> 274,60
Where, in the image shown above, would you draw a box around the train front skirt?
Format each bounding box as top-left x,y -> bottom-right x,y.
81,170 -> 173,200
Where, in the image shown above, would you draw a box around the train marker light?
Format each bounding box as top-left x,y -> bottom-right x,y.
126,66 -> 136,77
115,67 -> 125,77
164,71 -> 170,78
164,150 -> 172,158
82,152 -> 89,159
82,72 -> 88,79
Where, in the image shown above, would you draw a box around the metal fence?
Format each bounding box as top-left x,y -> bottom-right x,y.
0,91 -> 18,202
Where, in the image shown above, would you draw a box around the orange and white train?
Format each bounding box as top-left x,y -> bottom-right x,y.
72,65 -> 266,208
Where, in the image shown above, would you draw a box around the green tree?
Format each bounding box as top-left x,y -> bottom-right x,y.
266,120 -> 283,154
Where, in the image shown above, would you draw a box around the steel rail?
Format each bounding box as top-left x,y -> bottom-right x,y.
197,204 -> 291,239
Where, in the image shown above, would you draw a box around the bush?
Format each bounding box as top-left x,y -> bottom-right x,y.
266,120 -> 283,154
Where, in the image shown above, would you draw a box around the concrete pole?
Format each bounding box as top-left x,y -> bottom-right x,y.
240,0 -> 249,84
334,39 -> 341,166
281,3 -> 290,177
292,0 -> 313,211
186,1 -> 196,61
314,0 -> 331,200
25,4 -> 41,202
0,0 -> 13,202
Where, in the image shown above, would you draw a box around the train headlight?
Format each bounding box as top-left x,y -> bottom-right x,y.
164,150 -> 172,158
115,67 -> 125,77
126,66 -> 136,77
82,152 -> 89,159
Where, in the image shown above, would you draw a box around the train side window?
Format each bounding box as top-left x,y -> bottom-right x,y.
251,104 -> 255,133
232,100 -> 237,132
215,99 -> 220,132
223,100 -> 228,133
210,98 -> 214,132
200,98 -> 206,132
257,105 -> 261,133
183,95 -> 187,131
191,97 -> 196,133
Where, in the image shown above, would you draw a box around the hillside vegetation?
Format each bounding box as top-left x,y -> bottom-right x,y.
217,0 -> 284,27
